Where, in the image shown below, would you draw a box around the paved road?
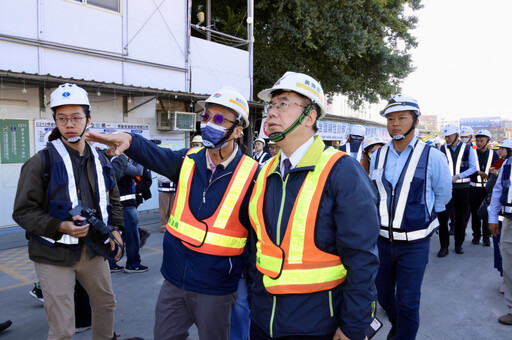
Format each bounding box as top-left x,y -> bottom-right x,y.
0,211 -> 510,339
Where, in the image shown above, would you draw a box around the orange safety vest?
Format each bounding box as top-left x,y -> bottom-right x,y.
249,141 -> 348,294
167,148 -> 258,256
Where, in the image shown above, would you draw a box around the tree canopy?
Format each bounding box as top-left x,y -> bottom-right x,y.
192,0 -> 422,107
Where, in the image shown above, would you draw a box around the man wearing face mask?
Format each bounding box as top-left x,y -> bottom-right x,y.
85,86 -> 259,340
191,135 -> 203,148
370,95 -> 451,340
339,124 -> 366,161
460,126 -> 476,148
361,137 -> 385,174
469,129 -> 498,246
437,124 -> 478,257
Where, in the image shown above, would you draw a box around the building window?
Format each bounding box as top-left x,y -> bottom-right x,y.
74,0 -> 120,13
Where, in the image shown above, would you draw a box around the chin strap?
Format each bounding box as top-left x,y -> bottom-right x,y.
392,116 -> 417,141
60,123 -> 88,144
269,105 -> 313,142
205,121 -> 239,160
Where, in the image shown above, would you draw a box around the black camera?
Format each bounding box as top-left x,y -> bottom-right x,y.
73,207 -> 113,239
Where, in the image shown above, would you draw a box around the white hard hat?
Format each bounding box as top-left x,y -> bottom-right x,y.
350,124 -> 366,137
443,124 -> 459,137
268,140 -> 276,145
498,139 -> 512,149
363,136 -> 385,151
380,94 -> 421,117
434,136 -> 442,144
50,83 -> 90,110
459,126 -> 474,137
254,138 -> 265,146
191,135 -> 203,144
475,129 -> 491,139
198,86 -> 250,128
257,71 -> 327,119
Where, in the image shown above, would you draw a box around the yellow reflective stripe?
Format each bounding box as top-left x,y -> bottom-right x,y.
256,247 -> 283,273
170,215 -> 246,249
229,99 -> 249,114
287,148 -> 338,264
263,264 -> 346,288
215,157 -> 255,230
250,159 -> 274,241
295,82 -> 323,102
171,151 -> 199,223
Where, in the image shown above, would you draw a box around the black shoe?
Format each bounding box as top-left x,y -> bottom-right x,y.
30,282 -> 44,303
455,246 -> 464,254
483,239 -> 491,247
387,322 -> 396,340
437,248 -> 449,257
110,264 -> 124,273
471,237 -> 480,245
139,228 -> 151,248
124,265 -> 148,273
0,320 -> 12,332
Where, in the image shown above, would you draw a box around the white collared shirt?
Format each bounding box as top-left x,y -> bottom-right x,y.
279,136 -> 315,176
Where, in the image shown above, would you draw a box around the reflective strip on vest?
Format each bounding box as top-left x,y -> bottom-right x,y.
120,194 -> 136,201
250,146 -> 347,294
392,143 -> 426,229
40,140 -> 108,246
345,142 -> 363,162
379,218 -> 439,241
374,146 -> 390,227
444,143 -> 470,183
471,149 -> 493,185
168,148 -> 256,256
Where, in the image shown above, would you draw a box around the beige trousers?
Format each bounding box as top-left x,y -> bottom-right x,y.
34,246 -> 116,340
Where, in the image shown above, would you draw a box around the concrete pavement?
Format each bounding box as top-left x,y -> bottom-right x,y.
0,211 -> 510,339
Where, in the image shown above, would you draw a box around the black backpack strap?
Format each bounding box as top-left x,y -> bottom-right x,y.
40,148 -> 52,191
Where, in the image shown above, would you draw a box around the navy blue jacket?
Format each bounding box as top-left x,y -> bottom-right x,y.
126,134 -> 258,295
249,138 -> 380,340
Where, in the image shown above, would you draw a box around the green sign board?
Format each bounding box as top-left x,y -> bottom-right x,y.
1,119 -> 30,164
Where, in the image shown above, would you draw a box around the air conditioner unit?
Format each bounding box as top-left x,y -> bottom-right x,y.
157,111 -> 196,131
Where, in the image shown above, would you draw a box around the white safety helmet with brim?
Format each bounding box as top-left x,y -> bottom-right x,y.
380,94 -> 421,141
460,126 -> 474,137
498,139 -> 512,149
258,71 -> 326,142
443,124 -> 460,137
350,124 -> 366,137
197,86 -> 250,128
254,137 -> 266,146
475,129 -> 491,139
50,83 -> 91,144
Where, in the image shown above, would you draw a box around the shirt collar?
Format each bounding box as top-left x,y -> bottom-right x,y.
388,136 -> 418,155
280,136 -> 315,171
206,144 -> 238,172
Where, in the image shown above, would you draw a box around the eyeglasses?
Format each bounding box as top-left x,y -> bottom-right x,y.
200,112 -> 236,125
267,100 -> 307,111
55,116 -> 85,126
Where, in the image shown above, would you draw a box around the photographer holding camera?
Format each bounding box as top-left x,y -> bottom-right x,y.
12,83 -> 123,340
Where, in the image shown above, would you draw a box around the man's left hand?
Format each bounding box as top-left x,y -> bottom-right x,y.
110,228 -> 124,261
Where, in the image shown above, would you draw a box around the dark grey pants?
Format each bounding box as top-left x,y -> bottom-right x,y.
154,279 -> 236,340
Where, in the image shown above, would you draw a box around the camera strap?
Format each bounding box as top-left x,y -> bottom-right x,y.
82,231 -> 125,263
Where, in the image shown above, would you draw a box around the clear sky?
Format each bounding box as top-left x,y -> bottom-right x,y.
400,0 -> 512,121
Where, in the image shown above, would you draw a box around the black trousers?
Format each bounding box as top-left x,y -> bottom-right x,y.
438,187 -> 471,248
250,322 -> 334,340
469,186 -> 490,242
74,280 -> 92,328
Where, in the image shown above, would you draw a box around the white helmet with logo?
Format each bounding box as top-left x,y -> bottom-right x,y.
198,86 -> 250,128
498,139 -> 512,149
443,124 -> 459,137
459,126 -> 474,137
254,137 -> 266,146
380,94 -> 421,117
475,129 -> 491,139
350,124 -> 366,137
191,135 -> 203,144
363,136 -> 386,151
50,83 -> 90,110
258,71 -> 327,119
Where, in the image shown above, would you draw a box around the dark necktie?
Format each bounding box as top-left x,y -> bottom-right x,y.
283,158 -> 292,178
